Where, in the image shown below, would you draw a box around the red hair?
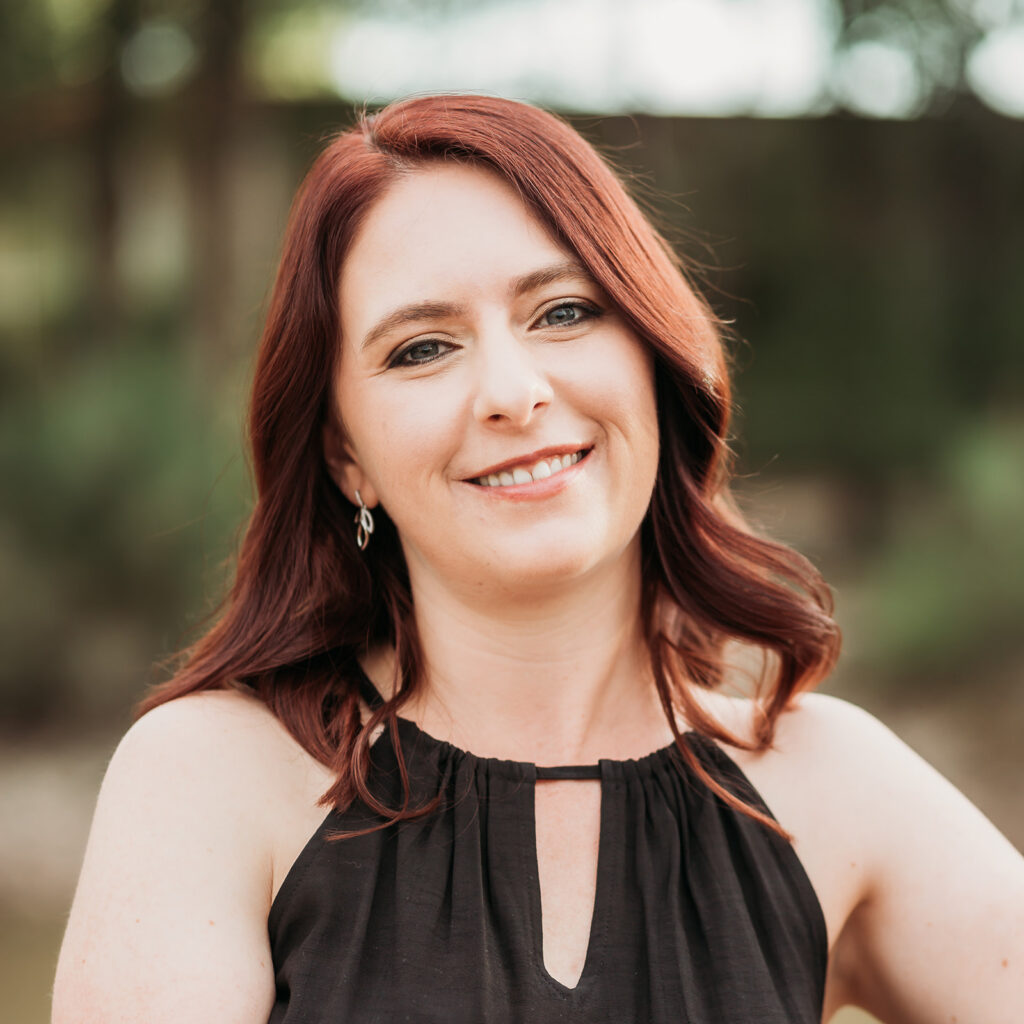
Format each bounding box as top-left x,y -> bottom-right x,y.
138,94 -> 840,835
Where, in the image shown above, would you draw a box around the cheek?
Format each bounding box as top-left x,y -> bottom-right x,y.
574,336 -> 658,454
620,381 -> 661,492
608,347 -> 660,505
343,378 -> 463,499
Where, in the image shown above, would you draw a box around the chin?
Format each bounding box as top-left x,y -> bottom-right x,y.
472,534 -> 621,593
496,557 -> 593,591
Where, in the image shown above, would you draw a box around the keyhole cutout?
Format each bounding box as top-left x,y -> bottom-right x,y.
533,778 -> 602,989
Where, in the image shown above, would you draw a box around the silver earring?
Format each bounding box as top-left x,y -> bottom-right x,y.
354,490 -> 375,551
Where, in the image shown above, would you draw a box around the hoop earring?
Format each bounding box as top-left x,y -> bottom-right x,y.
354,490 -> 375,551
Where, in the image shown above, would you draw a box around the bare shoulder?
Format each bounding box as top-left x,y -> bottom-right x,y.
769,689 -> 903,763
697,691 -> 922,954
114,687 -> 311,784
714,687 -> 1019,903
53,688 -> 330,1024
710,688 -> 930,805
699,691 -> 881,913
103,687 -> 336,902
712,690 -> 1024,1022
709,686 -> 888,752
119,685 -> 288,754
744,689 -> 1020,863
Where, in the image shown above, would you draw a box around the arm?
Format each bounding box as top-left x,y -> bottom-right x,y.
52,692 -> 279,1024
813,695 -> 1024,1023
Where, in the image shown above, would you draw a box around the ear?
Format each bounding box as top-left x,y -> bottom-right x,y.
322,416 -> 379,509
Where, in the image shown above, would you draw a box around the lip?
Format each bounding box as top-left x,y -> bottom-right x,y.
462,447 -> 593,501
463,444 -> 591,481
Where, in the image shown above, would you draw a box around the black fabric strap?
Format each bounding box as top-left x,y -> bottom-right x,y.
352,659 -> 386,710
535,764 -> 602,780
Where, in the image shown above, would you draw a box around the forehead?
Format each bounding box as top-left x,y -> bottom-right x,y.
338,163 -> 574,336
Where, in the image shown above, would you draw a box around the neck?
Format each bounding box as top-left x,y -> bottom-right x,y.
367,542 -> 674,765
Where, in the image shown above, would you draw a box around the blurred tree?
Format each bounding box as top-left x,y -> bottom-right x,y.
185,0 -> 245,366
92,0 -> 140,334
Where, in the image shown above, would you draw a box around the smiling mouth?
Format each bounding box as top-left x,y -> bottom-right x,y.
470,449 -> 590,488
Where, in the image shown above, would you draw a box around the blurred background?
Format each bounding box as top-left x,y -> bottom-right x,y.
1,0 -> 1022,1020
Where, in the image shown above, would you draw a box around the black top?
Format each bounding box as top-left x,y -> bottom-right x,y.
267,666 -> 828,1023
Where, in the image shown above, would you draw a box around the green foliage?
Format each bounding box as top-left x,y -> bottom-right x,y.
850,416 -> 1024,680
0,337 -> 250,725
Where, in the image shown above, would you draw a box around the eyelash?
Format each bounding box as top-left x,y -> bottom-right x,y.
388,301 -> 603,369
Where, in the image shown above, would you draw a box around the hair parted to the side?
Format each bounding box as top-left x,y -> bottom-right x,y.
137,93 -> 840,837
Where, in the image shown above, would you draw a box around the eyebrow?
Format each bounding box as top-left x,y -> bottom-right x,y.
358,258 -> 594,352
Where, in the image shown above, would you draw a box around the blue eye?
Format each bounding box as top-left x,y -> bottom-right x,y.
539,302 -> 600,328
392,339 -> 452,367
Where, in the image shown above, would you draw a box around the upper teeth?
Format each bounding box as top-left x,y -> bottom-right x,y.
476,450 -> 585,487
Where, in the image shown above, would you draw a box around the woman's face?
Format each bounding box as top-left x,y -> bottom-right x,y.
329,162 -> 660,597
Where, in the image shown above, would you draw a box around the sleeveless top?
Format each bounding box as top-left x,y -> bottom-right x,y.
267,665 -> 828,1023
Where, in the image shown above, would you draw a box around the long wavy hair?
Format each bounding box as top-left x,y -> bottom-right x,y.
138,93 -> 840,836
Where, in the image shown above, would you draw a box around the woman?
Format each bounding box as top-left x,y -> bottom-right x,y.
53,94 -> 1022,1023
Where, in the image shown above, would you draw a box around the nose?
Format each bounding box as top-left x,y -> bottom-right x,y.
471,328 -> 554,427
